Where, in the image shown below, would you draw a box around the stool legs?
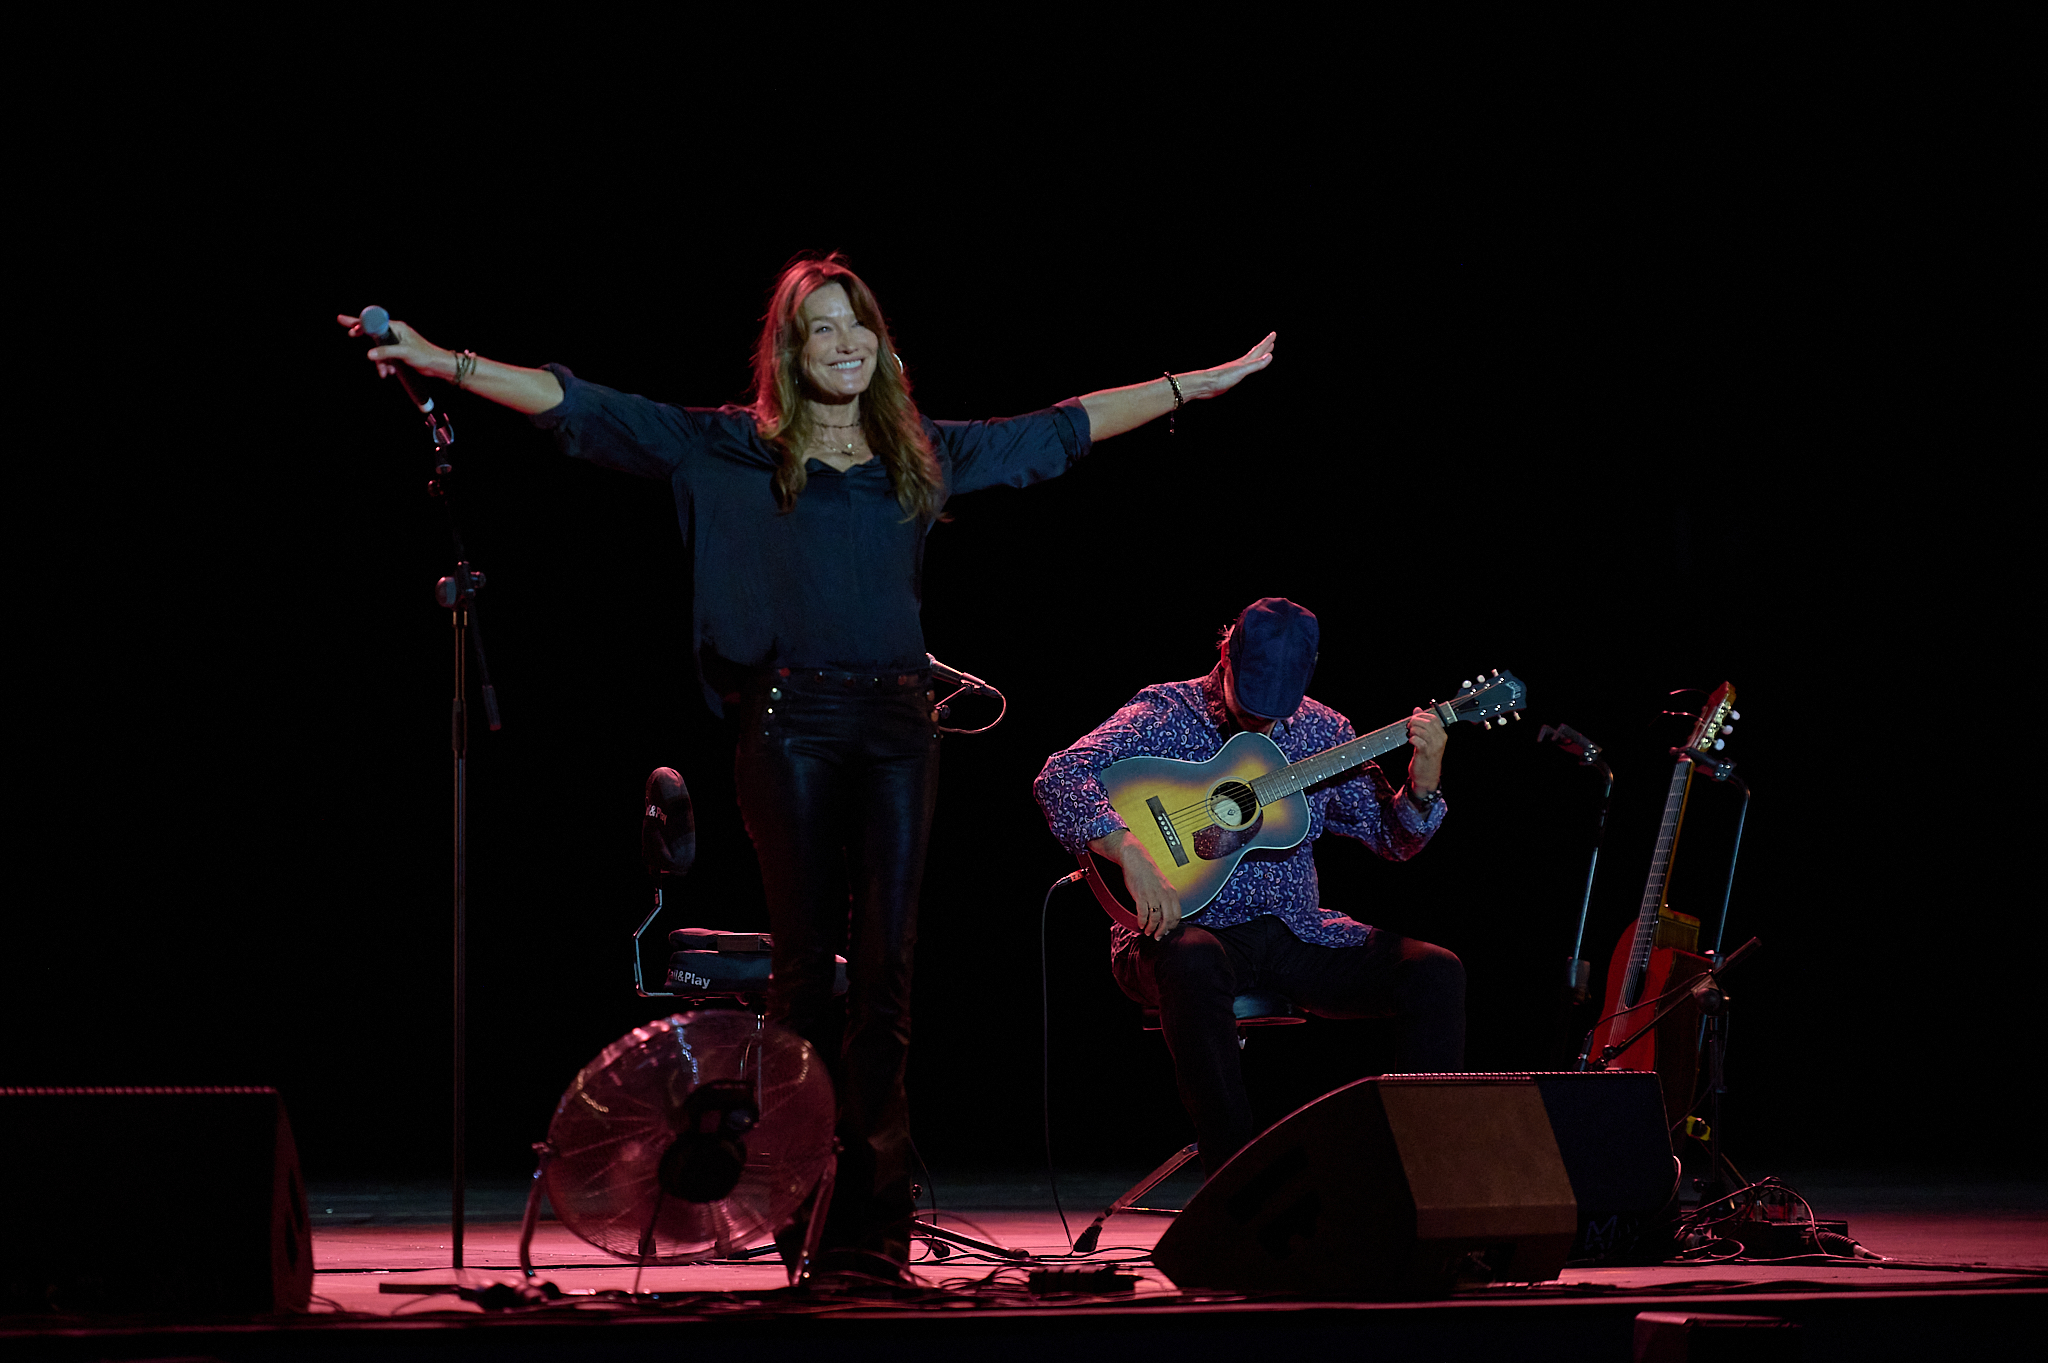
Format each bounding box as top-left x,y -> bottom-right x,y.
1070,1142 -> 1202,1254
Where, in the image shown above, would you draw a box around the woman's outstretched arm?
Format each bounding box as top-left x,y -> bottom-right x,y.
1076,332 -> 1276,442
336,313 -> 565,415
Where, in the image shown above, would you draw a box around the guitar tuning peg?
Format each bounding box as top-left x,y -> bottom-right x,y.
1491,668 -> 1501,677
1712,738 -> 1725,750
1729,710 -> 1742,721
1482,720 -> 1493,730
1721,724 -> 1735,735
1512,711 -> 1522,722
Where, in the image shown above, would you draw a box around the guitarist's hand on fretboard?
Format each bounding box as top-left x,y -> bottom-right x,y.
1090,829 -> 1183,939
1406,708 -> 1449,803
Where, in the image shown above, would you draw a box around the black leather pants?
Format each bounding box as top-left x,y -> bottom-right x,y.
1113,915 -> 1466,1174
733,668 -> 939,1264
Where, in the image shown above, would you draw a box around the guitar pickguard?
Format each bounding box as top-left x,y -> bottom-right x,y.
1192,811 -> 1266,861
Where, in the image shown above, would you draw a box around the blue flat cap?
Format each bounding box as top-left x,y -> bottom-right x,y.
1228,597 -> 1319,721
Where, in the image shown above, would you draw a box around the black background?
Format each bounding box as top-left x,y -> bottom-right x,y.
9,49 -> 2024,1191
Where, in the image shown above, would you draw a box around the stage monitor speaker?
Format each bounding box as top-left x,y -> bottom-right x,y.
1152,1073 -> 1579,1298
1532,1071 -> 1679,1264
0,1087 -> 313,1315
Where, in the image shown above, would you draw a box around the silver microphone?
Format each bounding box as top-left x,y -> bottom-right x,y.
358,304 -> 437,416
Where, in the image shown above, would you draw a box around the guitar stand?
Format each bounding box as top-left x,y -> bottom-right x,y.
1677,746 -> 1752,960
1585,937 -> 1760,1203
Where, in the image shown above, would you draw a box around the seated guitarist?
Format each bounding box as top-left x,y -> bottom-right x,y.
1032,597 -> 1464,1173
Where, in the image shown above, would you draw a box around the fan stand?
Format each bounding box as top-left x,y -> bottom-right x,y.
517,1136 -> 844,1291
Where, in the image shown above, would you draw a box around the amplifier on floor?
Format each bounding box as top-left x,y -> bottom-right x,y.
1152,1073 -> 1580,1297
0,1086 -> 313,1315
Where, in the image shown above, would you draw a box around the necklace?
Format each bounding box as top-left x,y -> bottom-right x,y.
810,421 -> 863,459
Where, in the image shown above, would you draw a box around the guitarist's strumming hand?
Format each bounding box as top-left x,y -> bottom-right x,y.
1405,708 -> 1449,808
1090,829 -> 1183,939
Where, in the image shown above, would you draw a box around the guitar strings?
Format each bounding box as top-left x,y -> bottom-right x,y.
1157,753 -> 1370,827
1151,725 -> 1416,829
1161,743 -> 1386,824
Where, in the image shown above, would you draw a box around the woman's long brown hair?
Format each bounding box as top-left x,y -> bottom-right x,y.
751,254 -> 943,520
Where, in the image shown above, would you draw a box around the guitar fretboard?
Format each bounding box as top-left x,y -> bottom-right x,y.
1249,718 -> 1412,802
1620,759 -> 1694,1007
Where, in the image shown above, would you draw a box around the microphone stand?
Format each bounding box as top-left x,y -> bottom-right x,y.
380,360 -> 504,1271
1537,724 -> 1613,1005
433,466 -> 503,1273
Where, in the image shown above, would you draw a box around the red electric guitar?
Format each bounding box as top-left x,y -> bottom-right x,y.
1595,681 -> 1739,1126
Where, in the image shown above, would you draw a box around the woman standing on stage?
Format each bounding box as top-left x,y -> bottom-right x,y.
339,255 -> 1274,1276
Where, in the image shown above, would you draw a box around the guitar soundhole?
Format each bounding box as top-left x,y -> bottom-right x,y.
1209,781 -> 1257,828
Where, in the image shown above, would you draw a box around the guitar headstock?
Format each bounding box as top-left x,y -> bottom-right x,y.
1446,669 -> 1527,731
1685,681 -> 1740,753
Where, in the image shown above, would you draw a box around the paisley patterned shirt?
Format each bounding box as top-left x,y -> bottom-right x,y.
1032,664 -> 1445,948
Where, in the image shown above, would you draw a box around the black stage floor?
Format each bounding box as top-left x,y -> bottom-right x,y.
6,1169 -> 2044,1361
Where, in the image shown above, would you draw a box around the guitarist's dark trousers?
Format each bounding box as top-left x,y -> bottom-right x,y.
1113,916 -> 1465,1174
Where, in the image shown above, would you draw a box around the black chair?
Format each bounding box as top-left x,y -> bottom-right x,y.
630,767 -> 850,1008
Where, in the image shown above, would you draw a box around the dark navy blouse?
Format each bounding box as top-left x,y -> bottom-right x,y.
531,364 -> 1092,715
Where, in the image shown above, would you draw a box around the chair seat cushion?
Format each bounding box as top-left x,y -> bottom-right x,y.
668,927 -> 771,952
1141,991 -> 1304,1031
662,927 -> 848,998
1233,989 -> 1304,1024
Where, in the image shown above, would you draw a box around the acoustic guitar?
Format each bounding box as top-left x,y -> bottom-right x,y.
1077,670 -> 1528,932
1594,680 -> 1738,1126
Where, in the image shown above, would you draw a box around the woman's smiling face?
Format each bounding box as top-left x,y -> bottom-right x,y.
797,282 -> 878,400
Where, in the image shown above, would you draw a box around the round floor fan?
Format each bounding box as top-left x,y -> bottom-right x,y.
535,1008 -> 836,1271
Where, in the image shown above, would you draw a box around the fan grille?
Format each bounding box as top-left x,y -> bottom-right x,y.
545,1010 -> 834,1262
